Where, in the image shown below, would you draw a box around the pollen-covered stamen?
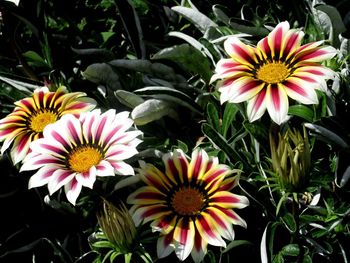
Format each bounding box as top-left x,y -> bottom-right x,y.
171,187 -> 205,216
29,110 -> 58,133
256,62 -> 289,84
68,145 -> 103,173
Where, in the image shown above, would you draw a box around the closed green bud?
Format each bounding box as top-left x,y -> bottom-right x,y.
270,127 -> 310,191
97,199 -> 137,253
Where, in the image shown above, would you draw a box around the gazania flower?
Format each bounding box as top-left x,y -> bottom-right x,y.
211,21 -> 337,124
20,109 -> 143,205
0,86 -> 96,164
127,149 -> 249,262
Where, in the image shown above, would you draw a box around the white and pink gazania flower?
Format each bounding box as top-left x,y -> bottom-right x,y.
20,109 -> 143,205
127,148 -> 249,262
211,21 -> 337,125
0,86 -> 96,164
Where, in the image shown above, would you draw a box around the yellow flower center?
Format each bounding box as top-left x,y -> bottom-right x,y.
256,62 -> 289,84
68,146 -> 102,173
30,111 -> 58,133
171,187 -> 204,216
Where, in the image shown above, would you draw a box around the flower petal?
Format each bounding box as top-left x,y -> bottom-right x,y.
128,186 -> 167,205
131,204 -> 171,226
267,21 -> 290,59
157,232 -> 175,259
28,164 -> 58,189
173,217 -> 195,261
151,214 -> 177,235
195,213 -> 226,247
95,160 -> 115,177
211,59 -> 251,83
163,149 -> 188,184
109,160 -> 135,176
295,42 -> 337,62
209,191 -> 249,209
246,88 -> 268,122
282,79 -> 318,104
219,77 -> 264,104
75,166 -> 97,189
266,84 -> 289,125
205,206 -> 235,240
224,37 -> 257,66
188,148 -> 210,181
191,229 -> 208,263
48,169 -> 76,195
64,177 -> 83,205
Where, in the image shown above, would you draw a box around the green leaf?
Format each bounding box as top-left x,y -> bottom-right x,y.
171,6 -> 217,34
222,240 -> 252,253
114,90 -> 145,108
229,18 -> 269,37
201,123 -> 250,170
82,63 -> 121,91
131,99 -> 176,125
304,123 -> 348,149
261,222 -> 281,263
243,121 -> 269,147
276,193 -> 288,216
281,244 -> 300,257
0,76 -> 40,93
72,48 -> 115,61
212,5 -> 230,25
134,86 -> 202,114
114,0 -> 145,58
92,241 -> 115,249
281,213 -> 297,233
288,105 -> 314,122
22,51 -> 49,68
168,31 -> 215,65
152,44 -> 212,82
207,103 -> 220,132
315,4 -> 346,47
221,103 -> 238,137
302,255 -> 313,263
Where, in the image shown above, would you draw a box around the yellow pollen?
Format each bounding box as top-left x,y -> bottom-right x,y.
171,187 -> 204,216
30,111 -> 58,133
256,62 -> 289,84
68,146 -> 102,173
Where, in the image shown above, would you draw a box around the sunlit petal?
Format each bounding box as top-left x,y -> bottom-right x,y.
127,148 -> 248,261
282,79 -> 318,104
224,37 -> 257,66
212,21 -> 336,124
266,84 -> 289,125
21,109 -> 142,205
173,218 -> 195,261
157,232 -> 175,259
0,86 -> 96,163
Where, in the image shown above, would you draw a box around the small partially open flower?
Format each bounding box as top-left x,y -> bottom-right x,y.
0,86 -> 96,164
20,109 -> 143,205
97,199 -> 137,252
127,148 -> 249,262
270,127 -> 310,190
211,21 -> 336,125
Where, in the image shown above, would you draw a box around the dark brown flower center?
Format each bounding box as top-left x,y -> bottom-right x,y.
171,187 -> 204,216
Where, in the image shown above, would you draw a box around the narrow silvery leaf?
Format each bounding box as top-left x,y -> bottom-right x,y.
114,90 -> 145,108
171,6 -> 218,34
131,99 -> 176,125
82,63 -> 121,91
260,225 -> 269,263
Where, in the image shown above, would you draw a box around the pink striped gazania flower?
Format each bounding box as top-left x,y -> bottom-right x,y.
20,109 -> 143,205
127,149 -> 249,262
0,86 -> 96,164
211,21 -> 337,125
